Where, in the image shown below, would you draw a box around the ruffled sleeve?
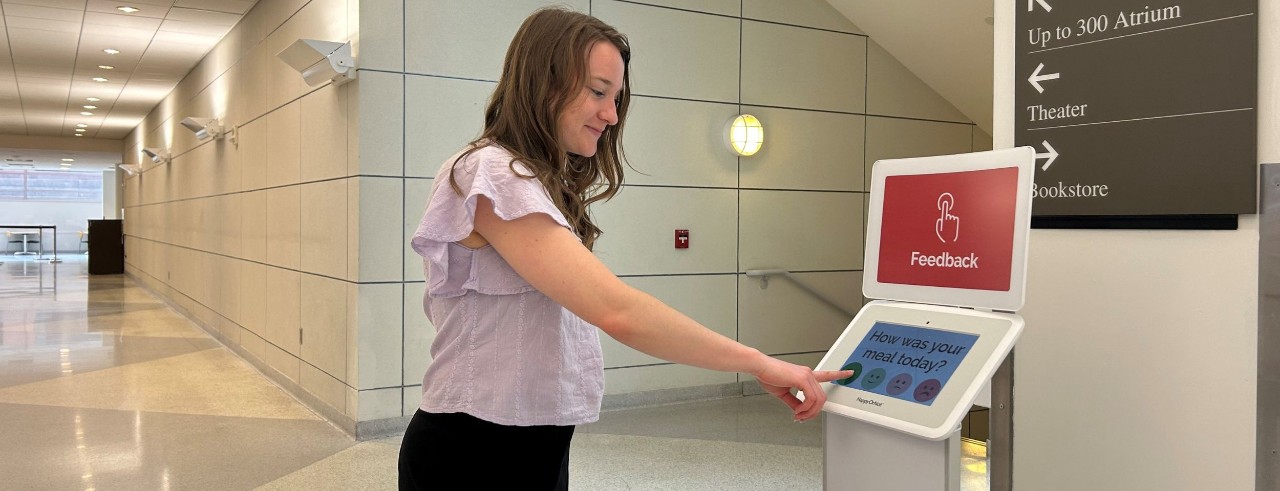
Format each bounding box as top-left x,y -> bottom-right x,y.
410,145 -> 572,298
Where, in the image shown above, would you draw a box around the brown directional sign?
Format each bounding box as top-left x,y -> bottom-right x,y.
1015,0 -> 1257,216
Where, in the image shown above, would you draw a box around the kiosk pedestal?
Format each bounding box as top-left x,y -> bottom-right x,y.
825,416 -> 960,491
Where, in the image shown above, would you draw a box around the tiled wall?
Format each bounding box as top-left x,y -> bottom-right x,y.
121,0 -> 983,437
119,0 -> 378,433
361,0 -> 983,420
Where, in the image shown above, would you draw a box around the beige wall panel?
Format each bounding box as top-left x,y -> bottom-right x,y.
300,361 -> 348,416
592,186 -> 737,276
355,71 -> 404,176
402,281 -> 433,386
221,192 -> 243,258
595,0 -> 738,103
300,179 -> 348,279
604,363 -> 735,394
356,282 -> 403,389
739,106 -> 864,191
300,84 -> 349,182
737,271 -> 860,355
358,387 -> 403,420
617,0 -> 738,16
742,0 -> 863,34
265,266 -> 302,355
866,41 -> 968,123
236,43 -> 269,123
358,0 -> 405,72
355,177 -> 404,282
241,190 -> 267,263
602,275 -> 736,368
300,274 -> 348,380
405,0 -> 589,80
742,20 -> 865,113
403,386 -> 421,416
239,260 -> 268,335
265,185 -> 301,270
773,352 -> 825,369
622,96 -> 739,188
241,328 -> 301,383
863,117 -> 973,192
211,138 -> 241,197
403,178 -> 431,282
738,190 -> 863,272
266,101 -> 301,188
219,256 -> 242,327
346,72 -> 360,177
238,117 -> 267,192
973,126 -> 993,152
404,75 -> 491,178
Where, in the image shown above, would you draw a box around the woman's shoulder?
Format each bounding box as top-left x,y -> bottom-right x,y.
451,142 -> 535,177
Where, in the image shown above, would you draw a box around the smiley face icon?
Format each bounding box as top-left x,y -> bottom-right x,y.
860,368 -> 887,390
913,379 -> 943,403
838,362 -> 863,386
885,373 -> 913,396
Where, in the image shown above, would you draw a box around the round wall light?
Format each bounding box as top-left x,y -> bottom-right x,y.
728,114 -> 763,156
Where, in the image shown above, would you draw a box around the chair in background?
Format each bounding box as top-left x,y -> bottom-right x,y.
78,230 -> 90,254
6,231 -> 40,256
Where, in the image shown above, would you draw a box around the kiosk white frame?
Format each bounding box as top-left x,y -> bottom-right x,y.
821,147 -> 1034,490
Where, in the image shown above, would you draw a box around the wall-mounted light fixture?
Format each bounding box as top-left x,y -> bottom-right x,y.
727,114 -> 764,157
180,117 -> 224,140
118,164 -> 142,176
277,39 -> 357,87
141,148 -> 170,165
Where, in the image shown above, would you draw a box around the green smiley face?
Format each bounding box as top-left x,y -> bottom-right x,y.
839,362 -> 863,386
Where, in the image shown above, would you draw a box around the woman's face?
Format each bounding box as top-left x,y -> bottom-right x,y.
556,41 -> 624,158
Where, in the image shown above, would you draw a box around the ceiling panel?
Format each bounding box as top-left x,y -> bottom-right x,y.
4,0 -> 87,11
83,11 -> 162,31
175,0 -> 254,15
4,4 -> 83,21
3,15 -> 80,33
0,0 -> 258,137
85,0 -> 169,19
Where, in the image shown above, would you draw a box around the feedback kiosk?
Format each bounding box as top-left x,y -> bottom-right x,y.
817,147 -> 1035,490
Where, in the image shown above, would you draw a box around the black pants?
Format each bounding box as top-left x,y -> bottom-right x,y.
398,410 -> 575,490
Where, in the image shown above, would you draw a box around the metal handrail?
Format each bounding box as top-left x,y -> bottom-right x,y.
744,269 -> 856,318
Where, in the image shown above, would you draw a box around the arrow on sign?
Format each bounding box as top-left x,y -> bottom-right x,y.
1028,0 -> 1052,12
1036,140 -> 1059,170
1028,63 -> 1060,93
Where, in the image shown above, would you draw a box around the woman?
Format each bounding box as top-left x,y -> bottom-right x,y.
398,7 -> 850,490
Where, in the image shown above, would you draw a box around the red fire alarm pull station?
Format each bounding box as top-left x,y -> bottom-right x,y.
675,229 -> 689,249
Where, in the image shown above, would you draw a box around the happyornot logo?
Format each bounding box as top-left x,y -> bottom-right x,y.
912,192 -> 980,269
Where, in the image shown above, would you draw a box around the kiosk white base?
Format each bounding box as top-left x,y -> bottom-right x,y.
824,414 -> 961,491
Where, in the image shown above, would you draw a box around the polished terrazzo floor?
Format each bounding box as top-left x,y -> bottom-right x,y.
0,254 -> 989,490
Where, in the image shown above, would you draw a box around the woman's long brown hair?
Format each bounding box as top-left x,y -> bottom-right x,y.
450,7 -> 631,250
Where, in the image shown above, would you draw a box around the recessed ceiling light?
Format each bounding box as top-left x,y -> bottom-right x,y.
86,97 -> 100,102
98,65 -> 115,70
75,129 -> 87,132
76,123 -> 88,128
62,158 -> 75,162
80,112 -> 93,116
103,49 -> 119,55
83,105 -> 97,110
91,77 -> 108,83
117,6 -> 141,13
74,134 -> 83,137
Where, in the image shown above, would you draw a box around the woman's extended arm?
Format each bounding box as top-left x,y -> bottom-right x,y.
472,195 -> 849,420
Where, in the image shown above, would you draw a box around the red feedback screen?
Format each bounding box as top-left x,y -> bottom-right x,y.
877,167 -> 1019,291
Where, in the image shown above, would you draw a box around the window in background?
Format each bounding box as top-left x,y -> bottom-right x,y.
0,170 -> 103,202
0,170 -> 23,199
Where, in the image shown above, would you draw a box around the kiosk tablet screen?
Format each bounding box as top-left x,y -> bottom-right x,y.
833,322 -> 979,406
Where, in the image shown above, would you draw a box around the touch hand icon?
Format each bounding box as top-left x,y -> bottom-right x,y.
935,193 -> 959,243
